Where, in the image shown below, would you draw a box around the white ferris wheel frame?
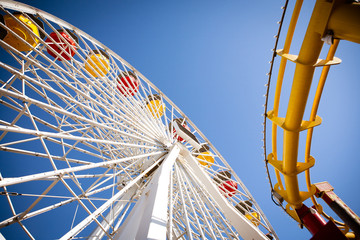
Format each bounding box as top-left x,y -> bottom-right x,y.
0,0 -> 278,239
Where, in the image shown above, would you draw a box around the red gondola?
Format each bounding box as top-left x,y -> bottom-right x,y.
214,171 -> 237,197
116,71 -> 139,97
219,179 -> 238,197
46,29 -> 78,61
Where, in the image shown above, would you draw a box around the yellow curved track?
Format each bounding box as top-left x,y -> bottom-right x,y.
266,0 -> 360,229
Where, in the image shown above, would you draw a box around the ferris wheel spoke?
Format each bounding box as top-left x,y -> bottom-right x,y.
0,193 -> 78,228
2,58 -> 162,143
175,161 -> 235,239
0,178 -> 60,228
88,184 -> 138,239
22,102 -> 61,170
83,170 -> 118,196
177,166 -> 219,239
176,164 -> 206,238
1,172 -> 133,233
174,163 -> 194,240
183,166 -> 237,239
4,180 -> 124,224
17,222 -> 35,240
0,128 -> 121,165
59,152 -> 167,240
195,203 -> 227,239
59,179 -> 114,240
0,101 -> 31,141
0,145 -> 99,169
30,80 -> 160,144
0,100 -> 160,149
0,125 -> 158,153
0,151 -> 163,188
81,158 -> 144,195
180,148 -> 270,239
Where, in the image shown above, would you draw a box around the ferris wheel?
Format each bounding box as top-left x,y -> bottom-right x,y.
0,1 -> 277,239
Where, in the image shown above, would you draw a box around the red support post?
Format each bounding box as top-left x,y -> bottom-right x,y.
295,204 -> 347,240
315,181 -> 360,238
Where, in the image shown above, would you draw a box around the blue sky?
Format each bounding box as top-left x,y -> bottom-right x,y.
2,0 -> 360,239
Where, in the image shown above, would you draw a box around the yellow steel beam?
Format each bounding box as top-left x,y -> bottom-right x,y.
280,0 -> 335,208
271,0 -> 304,192
305,40 -> 349,228
328,1 -> 360,44
281,0 -> 360,208
306,39 -> 340,203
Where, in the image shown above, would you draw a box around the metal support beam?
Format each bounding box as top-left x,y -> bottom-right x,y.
280,0 -> 334,208
328,1 -> 360,44
113,144 -> 180,240
315,182 -> 360,237
179,145 -> 269,240
0,151 -> 162,188
58,154 -> 167,240
88,185 -> 137,239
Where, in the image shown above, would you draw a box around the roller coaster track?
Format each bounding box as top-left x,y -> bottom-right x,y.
263,0 -> 360,238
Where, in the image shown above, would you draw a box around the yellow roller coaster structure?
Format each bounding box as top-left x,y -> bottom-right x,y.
265,0 -> 360,239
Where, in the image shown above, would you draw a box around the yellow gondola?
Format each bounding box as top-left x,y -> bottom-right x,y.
245,212 -> 261,227
195,145 -> 214,167
235,200 -> 261,227
85,49 -> 110,78
1,12 -> 45,52
146,94 -> 165,118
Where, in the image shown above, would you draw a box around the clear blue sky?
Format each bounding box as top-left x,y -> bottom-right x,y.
3,0 -> 360,239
